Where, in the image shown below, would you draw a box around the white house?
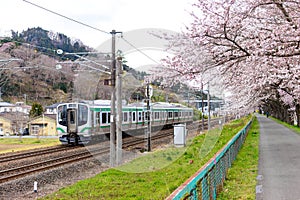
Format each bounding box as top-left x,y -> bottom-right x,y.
45,103 -> 60,115
0,101 -> 31,114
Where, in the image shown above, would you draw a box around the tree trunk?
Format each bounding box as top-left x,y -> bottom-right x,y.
296,104 -> 300,127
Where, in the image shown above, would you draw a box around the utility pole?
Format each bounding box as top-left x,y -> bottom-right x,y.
0,87 -> 2,101
116,56 -> 123,165
146,83 -> 152,151
201,83 -> 204,131
109,29 -> 122,167
207,82 -> 211,130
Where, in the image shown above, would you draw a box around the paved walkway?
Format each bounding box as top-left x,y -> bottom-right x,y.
256,114 -> 300,200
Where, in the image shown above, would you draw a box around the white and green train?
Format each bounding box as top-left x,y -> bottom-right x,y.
56,100 -> 193,145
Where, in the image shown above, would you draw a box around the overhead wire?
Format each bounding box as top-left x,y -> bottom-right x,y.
120,36 -> 161,65
21,0 -> 162,68
6,39 -> 110,72
22,0 -> 110,35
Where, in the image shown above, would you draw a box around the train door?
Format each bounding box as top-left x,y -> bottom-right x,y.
67,108 -> 77,134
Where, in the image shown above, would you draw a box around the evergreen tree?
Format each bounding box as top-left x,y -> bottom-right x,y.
29,102 -> 43,118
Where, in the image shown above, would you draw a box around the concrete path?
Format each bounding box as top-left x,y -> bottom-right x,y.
256,114 -> 300,200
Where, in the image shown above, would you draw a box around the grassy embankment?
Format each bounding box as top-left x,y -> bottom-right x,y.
43,115 -> 254,200
0,138 -> 60,153
218,116 -> 259,199
271,117 -> 300,134
219,115 -> 300,199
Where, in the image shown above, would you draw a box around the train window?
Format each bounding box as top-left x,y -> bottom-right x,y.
78,104 -> 88,126
138,112 -> 142,122
168,111 -> 173,118
132,112 -> 136,122
142,112 -> 145,121
123,112 -> 128,122
154,112 -> 159,119
179,112 -> 182,117
96,112 -> 100,125
57,104 -> 67,126
69,110 -> 76,124
108,113 -> 111,123
69,104 -> 76,108
174,112 -> 179,118
129,112 -> 132,121
102,112 -> 108,124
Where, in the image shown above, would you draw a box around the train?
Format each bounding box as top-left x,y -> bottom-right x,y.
56,100 -> 194,145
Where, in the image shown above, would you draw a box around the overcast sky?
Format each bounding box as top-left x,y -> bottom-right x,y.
1,0 -> 194,47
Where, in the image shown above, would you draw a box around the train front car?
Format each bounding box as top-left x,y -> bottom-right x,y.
56,103 -> 91,145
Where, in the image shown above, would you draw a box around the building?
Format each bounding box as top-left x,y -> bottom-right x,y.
29,114 -> 57,136
0,116 -> 12,136
0,112 -> 29,135
45,103 -> 60,115
0,102 -> 14,113
0,101 -> 31,114
0,101 -> 58,136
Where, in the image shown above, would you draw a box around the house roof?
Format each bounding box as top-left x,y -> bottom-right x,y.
44,114 -> 56,120
0,115 -> 12,122
45,103 -> 61,109
30,114 -> 56,122
0,112 -> 29,121
0,102 -> 14,107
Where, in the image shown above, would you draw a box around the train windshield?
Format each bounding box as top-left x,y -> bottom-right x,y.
78,104 -> 88,126
57,104 -> 67,126
57,104 -> 88,127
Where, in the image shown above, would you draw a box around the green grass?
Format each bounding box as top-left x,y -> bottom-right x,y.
218,116 -> 259,200
270,117 -> 300,134
0,138 -> 60,153
42,115 -> 252,200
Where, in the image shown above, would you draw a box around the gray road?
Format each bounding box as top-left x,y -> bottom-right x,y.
256,114 -> 300,200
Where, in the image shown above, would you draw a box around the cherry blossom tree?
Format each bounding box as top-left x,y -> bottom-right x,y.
152,0 -> 300,125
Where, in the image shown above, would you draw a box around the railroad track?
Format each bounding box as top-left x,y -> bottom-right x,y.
0,145 -> 77,163
122,117 -> 227,149
0,131 -> 172,184
0,116 -> 232,184
0,146 -> 109,184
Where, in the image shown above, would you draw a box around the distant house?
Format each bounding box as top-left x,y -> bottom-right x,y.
0,112 -> 29,135
15,102 -> 31,114
0,101 -> 31,114
45,103 -> 60,115
0,102 -> 14,113
29,114 -> 57,136
0,101 -> 59,136
0,116 -> 12,136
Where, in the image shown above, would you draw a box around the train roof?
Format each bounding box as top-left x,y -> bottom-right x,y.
61,100 -> 192,110
128,102 -> 191,109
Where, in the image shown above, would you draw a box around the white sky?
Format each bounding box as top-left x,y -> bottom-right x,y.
0,0 -> 193,46
0,0 -> 195,69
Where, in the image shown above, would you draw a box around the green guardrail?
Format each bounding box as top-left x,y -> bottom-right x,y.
166,119 -> 252,200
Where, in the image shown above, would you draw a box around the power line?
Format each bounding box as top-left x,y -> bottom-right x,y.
11,40 -> 56,53
6,39 -> 111,74
121,36 -> 161,65
21,1 -> 161,68
22,0 -> 110,35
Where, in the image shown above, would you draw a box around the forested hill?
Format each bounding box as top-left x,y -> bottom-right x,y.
0,27 -> 97,105
0,27 -> 151,105
10,27 -> 92,59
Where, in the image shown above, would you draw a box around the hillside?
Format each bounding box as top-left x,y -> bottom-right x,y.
0,27 -> 110,105
0,27 -> 152,106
